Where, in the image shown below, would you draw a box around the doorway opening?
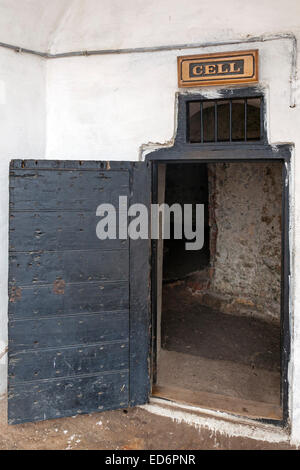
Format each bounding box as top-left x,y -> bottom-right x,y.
152,160 -> 284,421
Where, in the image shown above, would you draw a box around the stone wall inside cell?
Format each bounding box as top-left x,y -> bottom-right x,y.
203,162 -> 283,323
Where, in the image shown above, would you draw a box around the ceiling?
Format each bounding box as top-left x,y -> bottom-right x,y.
0,0 -> 299,54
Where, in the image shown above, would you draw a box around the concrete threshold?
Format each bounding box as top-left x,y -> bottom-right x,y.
141,396 -> 290,445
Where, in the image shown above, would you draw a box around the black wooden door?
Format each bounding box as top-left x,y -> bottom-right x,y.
8,160 -> 151,424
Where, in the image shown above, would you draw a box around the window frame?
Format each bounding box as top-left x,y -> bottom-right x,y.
175,87 -> 267,146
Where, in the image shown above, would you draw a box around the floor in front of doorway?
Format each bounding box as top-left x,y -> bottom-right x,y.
0,398 -> 294,450
156,285 -> 281,420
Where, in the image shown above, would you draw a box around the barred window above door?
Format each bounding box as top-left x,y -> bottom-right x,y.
187,97 -> 262,144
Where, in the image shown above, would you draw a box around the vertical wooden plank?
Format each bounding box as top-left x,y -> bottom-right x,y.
156,164 -> 166,364
281,159 -> 290,424
129,161 -> 151,406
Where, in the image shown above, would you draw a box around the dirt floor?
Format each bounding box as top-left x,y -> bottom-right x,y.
0,397 -> 295,450
158,285 -> 280,407
161,285 -> 280,371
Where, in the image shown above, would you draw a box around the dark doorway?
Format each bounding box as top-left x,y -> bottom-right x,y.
153,160 -> 283,421
163,163 -> 210,282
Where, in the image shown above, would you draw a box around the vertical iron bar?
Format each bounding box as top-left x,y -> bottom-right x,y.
215,101 -> 218,142
244,98 -> 247,142
186,102 -> 190,143
260,97 -> 264,142
200,101 -> 204,143
229,99 -> 232,142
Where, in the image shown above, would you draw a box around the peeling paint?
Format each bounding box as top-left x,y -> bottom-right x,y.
142,400 -> 290,444
9,287 -> 22,303
53,279 -> 66,295
0,347 -> 8,362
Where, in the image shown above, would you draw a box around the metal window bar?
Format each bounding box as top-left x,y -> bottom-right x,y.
214,102 -> 218,143
229,99 -> 232,143
244,98 -> 248,142
200,101 -> 203,144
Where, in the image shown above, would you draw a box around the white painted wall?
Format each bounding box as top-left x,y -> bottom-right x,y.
46,51 -> 176,160
46,39 -> 298,160
0,48 -> 46,396
1,0 -> 300,446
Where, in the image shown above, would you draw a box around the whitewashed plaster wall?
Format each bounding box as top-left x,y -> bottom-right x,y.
0,48 -> 46,397
45,39 -> 298,160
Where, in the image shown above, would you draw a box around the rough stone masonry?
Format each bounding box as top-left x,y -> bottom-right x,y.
190,162 -> 283,324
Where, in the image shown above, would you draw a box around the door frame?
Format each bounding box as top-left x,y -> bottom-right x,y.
146,88 -> 292,427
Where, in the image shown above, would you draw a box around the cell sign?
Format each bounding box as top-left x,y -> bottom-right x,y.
178,50 -> 258,87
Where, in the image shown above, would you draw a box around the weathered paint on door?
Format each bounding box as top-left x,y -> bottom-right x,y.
8,160 -> 151,424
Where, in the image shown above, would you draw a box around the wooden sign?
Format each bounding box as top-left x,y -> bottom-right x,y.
178,50 -> 258,87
